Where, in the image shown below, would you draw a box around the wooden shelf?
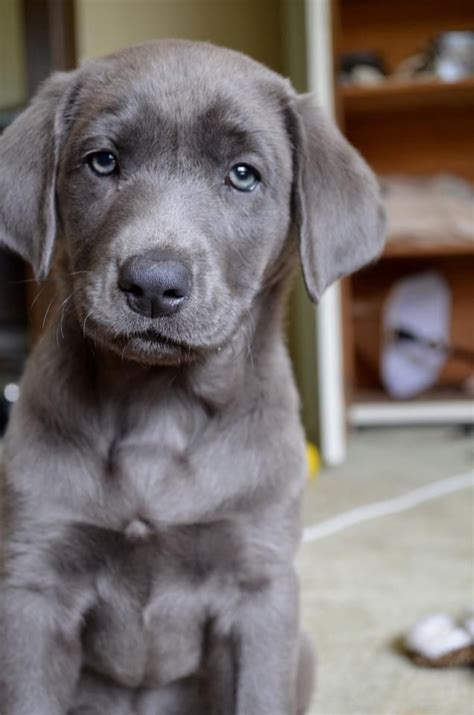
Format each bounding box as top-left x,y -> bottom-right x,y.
383,237 -> 474,259
341,77 -> 474,114
349,388 -> 474,427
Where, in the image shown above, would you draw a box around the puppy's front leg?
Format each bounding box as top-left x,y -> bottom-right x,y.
0,579 -> 87,715
206,636 -> 236,715
235,571 -> 299,715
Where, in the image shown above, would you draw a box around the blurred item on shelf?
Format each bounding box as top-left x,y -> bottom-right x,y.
381,175 -> 474,251
339,51 -> 386,86
395,31 -> 474,83
339,31 -> 473,88
434,31 -> 474,82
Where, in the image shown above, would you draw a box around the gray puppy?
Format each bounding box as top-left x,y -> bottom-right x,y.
0,40 -> 384,715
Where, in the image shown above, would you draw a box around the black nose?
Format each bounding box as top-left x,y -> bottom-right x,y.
118,256 -> 191,318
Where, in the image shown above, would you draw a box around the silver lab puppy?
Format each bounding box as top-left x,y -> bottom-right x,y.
0,40 -> 385,715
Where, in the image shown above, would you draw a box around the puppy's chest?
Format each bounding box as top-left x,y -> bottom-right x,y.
98,392 -> 202,523
82,521 -> 250,688
78,394 -> 280,687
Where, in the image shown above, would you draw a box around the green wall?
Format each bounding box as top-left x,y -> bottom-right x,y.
281,0 -> 318,443
0,0 -> 26,109
75,0 -> 283,71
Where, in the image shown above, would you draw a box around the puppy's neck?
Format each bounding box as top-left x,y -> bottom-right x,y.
187,281 -> 291,410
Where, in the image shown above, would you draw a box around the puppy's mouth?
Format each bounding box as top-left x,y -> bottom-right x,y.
125,329 -> 189,348
77,309 -> 238,366
110,329 -> 198,363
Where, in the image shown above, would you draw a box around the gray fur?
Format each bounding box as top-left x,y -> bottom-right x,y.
0,40 -> 385,715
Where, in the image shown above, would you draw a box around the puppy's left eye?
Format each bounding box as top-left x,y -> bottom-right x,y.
87,151 -> 118,176
226,163 -> 260,192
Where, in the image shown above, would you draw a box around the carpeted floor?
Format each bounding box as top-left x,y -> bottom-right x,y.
298,426 -> 474,715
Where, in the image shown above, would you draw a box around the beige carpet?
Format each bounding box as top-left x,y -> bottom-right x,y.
298,426 -> 474,715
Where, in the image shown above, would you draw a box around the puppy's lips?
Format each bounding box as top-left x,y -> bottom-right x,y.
113,329 -> 196,355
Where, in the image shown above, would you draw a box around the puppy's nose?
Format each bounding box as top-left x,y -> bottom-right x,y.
118,256 -> 191,318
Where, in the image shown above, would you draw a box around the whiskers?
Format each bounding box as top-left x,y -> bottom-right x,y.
26,269 -> 98,346
66,270 -> 96,279
55,292 -> 74,345
82,309 -> 94,339
28,282 -> 52,315
9,276 -> 54,285
41,296 -> 55,329
54,286 -> 85,346
243,308 -> 256,368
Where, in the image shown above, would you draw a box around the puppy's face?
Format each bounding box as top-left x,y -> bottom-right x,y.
0,40 -> 385,365
57,43 -> 295,363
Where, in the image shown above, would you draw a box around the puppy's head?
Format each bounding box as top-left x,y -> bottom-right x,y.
0,40 -> 385,364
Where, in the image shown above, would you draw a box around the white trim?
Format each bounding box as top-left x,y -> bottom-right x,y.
305,0 -> 335,112
303,471 -> 474,543
316,285 -> 346,465
305,0 -> 346,466
349,399 -> 474,427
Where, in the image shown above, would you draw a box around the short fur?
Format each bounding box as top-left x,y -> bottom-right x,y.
0,40 -> 385,715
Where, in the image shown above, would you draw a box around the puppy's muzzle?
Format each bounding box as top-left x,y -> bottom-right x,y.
119,254 -> 191,318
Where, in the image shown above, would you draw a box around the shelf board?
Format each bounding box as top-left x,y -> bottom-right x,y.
349,388 -> 474,427
340,77 -> 474,114
383,237 -> 474,259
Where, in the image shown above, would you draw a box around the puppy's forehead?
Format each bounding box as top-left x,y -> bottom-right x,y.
79,40 -> 289,128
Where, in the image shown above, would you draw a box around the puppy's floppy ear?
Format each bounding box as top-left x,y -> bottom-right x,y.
0,70 -> 78,279
290,93 -> 386,303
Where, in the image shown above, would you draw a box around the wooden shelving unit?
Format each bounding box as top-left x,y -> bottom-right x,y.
333,0 -> 474,426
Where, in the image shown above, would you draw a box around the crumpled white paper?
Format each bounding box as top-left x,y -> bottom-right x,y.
381,271 -> 451,399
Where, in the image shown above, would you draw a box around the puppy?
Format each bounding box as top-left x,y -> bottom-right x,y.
0,40 -> 385,715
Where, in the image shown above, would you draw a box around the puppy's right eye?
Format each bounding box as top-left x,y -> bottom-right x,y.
87,151 -> 118,177
226,163 -> 260,192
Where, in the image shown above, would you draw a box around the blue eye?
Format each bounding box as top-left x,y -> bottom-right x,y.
227,163 -> 260,192
87,151 -> 118,176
